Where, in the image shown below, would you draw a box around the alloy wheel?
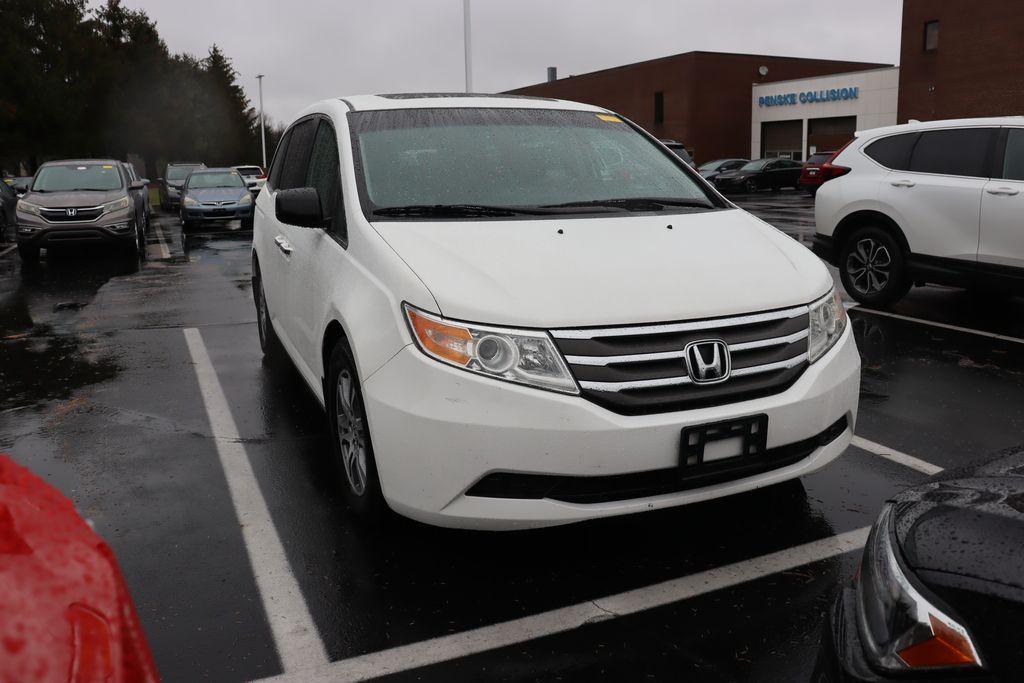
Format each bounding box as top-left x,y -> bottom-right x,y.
846,237 -> 892,295
335,369 -> 368,496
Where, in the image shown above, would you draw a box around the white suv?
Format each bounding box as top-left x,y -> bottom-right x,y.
814,117 -> 1024,306
252,94 -> 859,530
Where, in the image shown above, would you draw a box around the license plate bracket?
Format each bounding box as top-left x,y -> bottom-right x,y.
680,414 -> 769,468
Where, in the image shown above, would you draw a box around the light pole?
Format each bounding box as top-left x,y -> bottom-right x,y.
463,0 -> 472,92
256,74 -> 267,169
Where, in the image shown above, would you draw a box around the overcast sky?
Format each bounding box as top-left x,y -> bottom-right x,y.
111,0 -> 903,125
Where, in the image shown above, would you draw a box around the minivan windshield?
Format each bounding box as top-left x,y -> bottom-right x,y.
186,171 -> 244,189
349,108 -> 721,218
32,163 -> 123,192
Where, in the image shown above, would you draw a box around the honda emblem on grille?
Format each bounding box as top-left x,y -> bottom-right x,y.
684,340 -> 731,384
66,208 -> 77,217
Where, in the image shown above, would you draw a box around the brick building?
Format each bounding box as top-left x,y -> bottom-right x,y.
506,52 -> 888,164
898,0 -> 1024,122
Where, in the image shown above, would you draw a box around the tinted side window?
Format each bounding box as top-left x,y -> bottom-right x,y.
909,128 -> 995,178
1001,129 -> 1024,181
306,120 -> 346,241
267,128 -> 292,190
279,119 -> 317,190
865,133 -> 918,170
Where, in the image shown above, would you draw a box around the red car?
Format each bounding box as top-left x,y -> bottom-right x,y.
799,151 -> 837,196
0,455 -> 159,683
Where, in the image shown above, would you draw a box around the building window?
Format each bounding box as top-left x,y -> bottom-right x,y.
924,20 -> 939,51
654,91 -> 664,124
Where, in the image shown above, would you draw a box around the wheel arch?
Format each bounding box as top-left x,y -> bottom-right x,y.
321,320 -> 352,397
833,210 -> 910,257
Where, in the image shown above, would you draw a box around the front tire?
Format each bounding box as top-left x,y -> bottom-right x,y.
744,179 -> 758,193
326,341 -> 388,523
839,226 -> 910,306
253,265 -> 282,358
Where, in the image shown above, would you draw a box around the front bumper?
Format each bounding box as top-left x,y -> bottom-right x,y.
362,325 -> 860,530
714,177 -> 749,192
816,588 -> 887,683
16,220 -> 136,247
182,205 -> 254,222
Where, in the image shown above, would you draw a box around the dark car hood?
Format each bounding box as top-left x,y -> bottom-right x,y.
715,170 -> 751,181
184,187 -> 247,203
23,189 -> 124,208
893,447 -> 1024,591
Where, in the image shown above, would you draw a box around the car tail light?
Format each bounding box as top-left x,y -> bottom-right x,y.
257,168 -> 267,180
818,141 -> 854,185
818,162 -> 851,182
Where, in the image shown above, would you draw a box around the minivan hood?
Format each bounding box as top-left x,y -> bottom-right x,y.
372,208 -> 832,328
24,189 -> 124,208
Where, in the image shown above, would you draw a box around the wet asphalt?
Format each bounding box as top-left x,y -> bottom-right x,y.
1,191 -> 1022,682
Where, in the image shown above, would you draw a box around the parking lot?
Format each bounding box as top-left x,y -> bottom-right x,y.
2,189 -> 1023,682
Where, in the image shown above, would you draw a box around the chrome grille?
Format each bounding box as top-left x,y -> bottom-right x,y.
40,206 -> 104,223
551,305 -> 810,415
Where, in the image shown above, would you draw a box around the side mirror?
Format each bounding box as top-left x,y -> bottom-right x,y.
155,177 -> 164,184
129,180 -> 146,191
276,187 -> 326,228
13,182 -> 28,193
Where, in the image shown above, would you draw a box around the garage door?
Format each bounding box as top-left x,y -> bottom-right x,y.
806,116 -> 856,158
761,120 -> 803,161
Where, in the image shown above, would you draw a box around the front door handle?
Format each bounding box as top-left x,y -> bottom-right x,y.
986,186 -> 1021,196
890,179 -> 916,188
274,235 -> 293,255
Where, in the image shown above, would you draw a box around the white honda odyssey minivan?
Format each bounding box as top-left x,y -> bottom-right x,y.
252,94 -> 860,530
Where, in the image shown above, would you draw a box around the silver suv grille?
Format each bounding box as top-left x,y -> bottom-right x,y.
551,305 -> 811,415
40,206 -> 104,223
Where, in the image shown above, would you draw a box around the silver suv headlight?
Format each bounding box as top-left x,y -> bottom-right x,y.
808,289 -> 847,363
16,199 -> 42,216
856,504 -> 983,671
404,304 -> 578,394
102,196 -> 131,214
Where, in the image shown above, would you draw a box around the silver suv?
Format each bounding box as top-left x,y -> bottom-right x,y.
14,159 -> 148,263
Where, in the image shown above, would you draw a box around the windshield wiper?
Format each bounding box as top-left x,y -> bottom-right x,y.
372,203 -> 566,218
541,197 -> 715,211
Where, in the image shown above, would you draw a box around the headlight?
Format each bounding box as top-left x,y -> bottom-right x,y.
183,197 -> 199,207
856,504 -> 983,672
404,304 -> 578,394
102,196 -> 130,213
237,193 -> 253,205
16,199 -> 42,216
808,288 -> 847,363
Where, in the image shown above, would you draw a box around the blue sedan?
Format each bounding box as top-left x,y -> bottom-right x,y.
180,168 -> 254,231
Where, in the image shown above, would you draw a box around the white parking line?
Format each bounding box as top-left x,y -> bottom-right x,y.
851,436 -> 944,475
256,527 -> 869,683
183,328 -> 329,672
154,223 -> 171,259
849,305 -> 1024,345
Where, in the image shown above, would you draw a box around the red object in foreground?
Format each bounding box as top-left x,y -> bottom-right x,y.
0,455 -> 159,683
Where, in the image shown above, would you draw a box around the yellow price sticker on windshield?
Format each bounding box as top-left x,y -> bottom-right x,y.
596,114 -> 622,122
102,165 -> 113,169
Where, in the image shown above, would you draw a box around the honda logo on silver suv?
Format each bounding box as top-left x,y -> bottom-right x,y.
684,340 -> 731,384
